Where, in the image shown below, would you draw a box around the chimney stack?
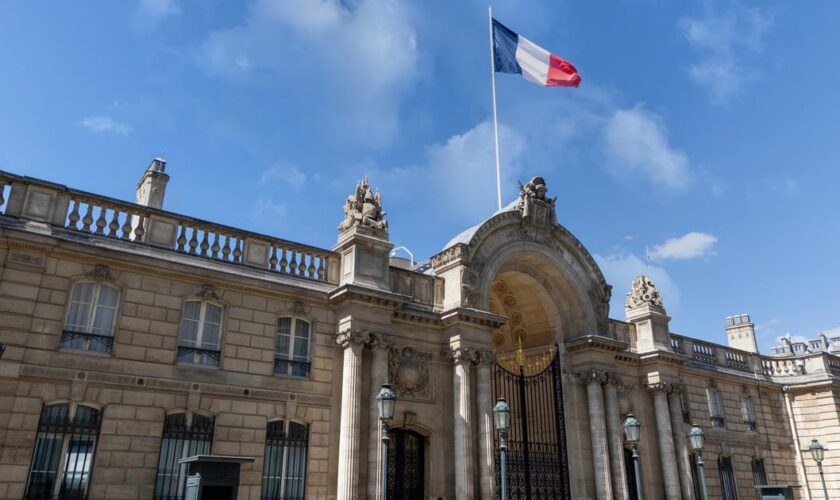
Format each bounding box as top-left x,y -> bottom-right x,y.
726,314 -> 758,353
136,157 -> 169,209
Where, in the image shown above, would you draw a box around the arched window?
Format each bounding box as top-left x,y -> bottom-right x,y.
274,317 -> 310,378
25,403 -> 102,500
177,300 -> 223,367
261,420 -> 308,500
61,281 -> 120,353
153,412 -> 215,500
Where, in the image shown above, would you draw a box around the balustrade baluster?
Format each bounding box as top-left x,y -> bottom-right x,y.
222,234 -> 232,261
279,249 -> 288,273
108,208 -> 120,237
176,225 -> 188,252
120,213 -> 132,240
81,203 -> 94,232
298,253 -> 308,277
134,216 -> 145,240
307,254 -> 316,278
67,200 -> 81,229
317,257 -> 326,281
188,227 -> 199,254
269,246 -> 278,271
233,238 -> 243,263
95,206 -> 107,234
200,230 -> 210,257
289,251 -> 298,275
211,233 -> 221,259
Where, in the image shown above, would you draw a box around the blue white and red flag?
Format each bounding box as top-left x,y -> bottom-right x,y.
492,18 -> 581,88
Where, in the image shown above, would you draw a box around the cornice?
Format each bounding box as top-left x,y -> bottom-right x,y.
565,334 -> 629,354
328,283 -> 410,308
439,307 -> 507,329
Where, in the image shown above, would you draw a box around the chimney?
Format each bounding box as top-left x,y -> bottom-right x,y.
726,314 -> 758,353
136,157 -> 169,209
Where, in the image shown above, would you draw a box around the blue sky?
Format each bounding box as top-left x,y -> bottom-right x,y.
2,0 -> 838,350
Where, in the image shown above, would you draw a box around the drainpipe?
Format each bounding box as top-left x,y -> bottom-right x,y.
782,386 -> 811,500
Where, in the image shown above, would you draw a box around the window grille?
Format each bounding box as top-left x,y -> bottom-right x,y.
707,388 -> 725,428
61,282 -> 119,353
153,413 -> 214,500
24,403 -> 102,500
261,420 -> 309,500
177,301 -> 223,367
741,397 -> 757,431
751,458 -> 768,487
718,456 -> 739,500
274,318 -> 311,378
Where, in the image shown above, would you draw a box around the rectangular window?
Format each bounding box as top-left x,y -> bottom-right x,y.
741,396 -> 757,431
62,282 -> 119,353
25,404 -> 102,500
274,318 -> 311,378
719,456 -> 739,500
752,458 -> 767,487
177,301 -> 223,367
153,413 -> 214,500
707,388 -> 725,428
261,420 -> 309,500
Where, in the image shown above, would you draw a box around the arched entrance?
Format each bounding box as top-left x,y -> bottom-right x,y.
386,429 -> 424,500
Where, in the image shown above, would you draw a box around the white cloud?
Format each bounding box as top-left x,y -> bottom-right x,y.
679,7 -> 772,103
201,0 -> 418,148
603,105 -> 691,191
132,0 -> 179,30
78,116 -> 133,135
594,252 -> 680,316
253,196 -> 288,223
260,164 -> 307,191
649,232 -> 718,261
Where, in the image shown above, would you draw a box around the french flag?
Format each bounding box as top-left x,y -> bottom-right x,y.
492,18 -> 581,88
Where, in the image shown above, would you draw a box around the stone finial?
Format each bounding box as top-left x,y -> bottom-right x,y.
626,274 -> 664,309
338,177 -> 388,234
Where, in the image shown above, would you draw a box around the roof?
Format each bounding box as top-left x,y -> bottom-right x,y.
441,199 -> 519,250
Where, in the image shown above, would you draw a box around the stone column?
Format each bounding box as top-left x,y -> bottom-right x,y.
605,375 -> 629,500
668,385 -> 695,500
336,330 -> 370,500
367,334 -> 392,500
648,383 -> 681,500
476,351 -> 496,500
582,370 -> 613,500
449,347 -> 476,498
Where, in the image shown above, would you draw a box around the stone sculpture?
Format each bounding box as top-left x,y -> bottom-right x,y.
338,177 -> 388,233
626,274 -> 664,308
518,176 -> 557,217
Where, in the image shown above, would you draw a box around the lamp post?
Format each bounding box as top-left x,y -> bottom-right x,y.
623,413 -> 643,500
493,397 -> 511,500
688,424 -> 709,500
376,383 -> 396,500
809,438 -> 829,500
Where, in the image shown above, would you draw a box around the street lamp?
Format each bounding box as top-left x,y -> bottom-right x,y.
623,413 -> 643,500
809,438 -> 828,500
688,424 -> 709,500
376,383 -> 396,500
493,397 -> 511,500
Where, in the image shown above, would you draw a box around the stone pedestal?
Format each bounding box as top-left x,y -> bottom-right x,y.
336,330 -> 370,500
333,225 -> 393,292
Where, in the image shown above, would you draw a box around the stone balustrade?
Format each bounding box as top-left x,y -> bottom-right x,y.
388,266 -> 444,308
0,171 -> 339,284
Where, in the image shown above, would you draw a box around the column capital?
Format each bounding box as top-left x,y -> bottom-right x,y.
605,372 -> 624,387
443,346 -> 478,364
646,381 -> 676,395
474,350 -> 496,366
336,329 -> 371,349
369,332 -> 394,350
576,369 -> 609,385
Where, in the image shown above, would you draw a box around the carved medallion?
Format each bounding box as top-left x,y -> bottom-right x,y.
389,347 -> 432,400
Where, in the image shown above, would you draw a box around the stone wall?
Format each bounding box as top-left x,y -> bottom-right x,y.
790,387 -> 840,498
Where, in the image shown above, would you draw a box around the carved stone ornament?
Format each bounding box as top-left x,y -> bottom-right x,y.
389,347 -> 432,400
443,346 -> 477,364
517,176 -> 557,218
625,274 -> 664,309
646,381 -> 674,395
85,264 -> 113,281
197,284 -> 220,300
430,243 -> 466,269
338,177 -> 388,233
577,369 -> 608,385
336,329 -> 371,348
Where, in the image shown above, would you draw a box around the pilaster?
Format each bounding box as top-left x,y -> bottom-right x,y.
605,374 -> 629,500
579,369 -> 613,500
336,329 -> 371,500
446,346 -> 477,499
647,382 -> 681,500
668,384 -> 695,500
475,351 -> 497,500
367,334 -> 393,500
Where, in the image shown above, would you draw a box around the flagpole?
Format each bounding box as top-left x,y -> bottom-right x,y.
488,5 -> 502,210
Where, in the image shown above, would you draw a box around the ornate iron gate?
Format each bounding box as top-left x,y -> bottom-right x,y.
493,345 -> 571,499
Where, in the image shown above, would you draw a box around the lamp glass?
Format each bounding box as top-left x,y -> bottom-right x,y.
493,397 -> 511,431
376,383 -> 396,420
688,424 -> 705,452
623,413 -> 641,444
809,438 -> 824,463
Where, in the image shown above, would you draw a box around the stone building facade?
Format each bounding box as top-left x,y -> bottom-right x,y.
0,163 -> 837,499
